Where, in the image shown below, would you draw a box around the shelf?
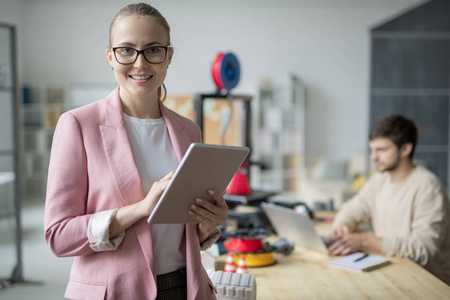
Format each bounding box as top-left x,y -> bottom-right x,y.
20,84 -> 66,198
254,75 -> 306,195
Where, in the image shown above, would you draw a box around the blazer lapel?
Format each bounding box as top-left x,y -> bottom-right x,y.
100,88 -> 145,205
102,95 -> 194,203
100,87 -> 157,283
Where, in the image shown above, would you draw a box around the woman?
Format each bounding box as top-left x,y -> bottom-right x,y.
44,3 -> 226,299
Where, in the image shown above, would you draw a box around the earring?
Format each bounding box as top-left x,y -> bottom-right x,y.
111,67 -> 114,70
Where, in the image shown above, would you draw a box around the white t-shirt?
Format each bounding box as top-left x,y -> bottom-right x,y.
87,113 -> 186,275
123,114 -> 186,275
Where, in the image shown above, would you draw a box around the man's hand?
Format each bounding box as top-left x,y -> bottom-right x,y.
328,223 -> 354,241
327,224 -> 382,256
328,231 -> 364,256
189,190 -> 228,243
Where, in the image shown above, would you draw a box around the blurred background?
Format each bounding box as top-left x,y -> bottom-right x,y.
2,0 -> 449,299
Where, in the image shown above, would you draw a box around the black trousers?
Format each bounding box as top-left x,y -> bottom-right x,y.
156,267 -> 187,300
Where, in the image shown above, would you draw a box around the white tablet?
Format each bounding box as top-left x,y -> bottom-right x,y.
147,143 -> 250,224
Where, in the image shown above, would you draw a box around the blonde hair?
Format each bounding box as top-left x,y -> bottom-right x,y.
109,3 -> 171,100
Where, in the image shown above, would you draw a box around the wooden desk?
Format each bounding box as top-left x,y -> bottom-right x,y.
218,212 -> 450,299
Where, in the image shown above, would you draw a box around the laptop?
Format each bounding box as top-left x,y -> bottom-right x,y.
261,202 -> 330,255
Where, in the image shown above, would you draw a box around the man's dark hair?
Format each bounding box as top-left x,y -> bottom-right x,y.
369,114 -> 418,159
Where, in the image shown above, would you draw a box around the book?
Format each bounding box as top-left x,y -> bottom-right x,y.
329,252 -> 391,273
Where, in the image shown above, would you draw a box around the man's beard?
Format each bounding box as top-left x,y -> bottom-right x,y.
380,155 -> 401,172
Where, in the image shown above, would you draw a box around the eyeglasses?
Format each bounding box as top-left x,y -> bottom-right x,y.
111,45 -> 172,65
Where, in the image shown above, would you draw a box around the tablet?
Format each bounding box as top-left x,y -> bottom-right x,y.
147,143 -> 250,224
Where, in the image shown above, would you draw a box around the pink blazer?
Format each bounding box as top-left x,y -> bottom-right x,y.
44,87 -> 215,300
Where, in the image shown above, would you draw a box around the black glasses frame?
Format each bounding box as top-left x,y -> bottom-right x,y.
111,45 -> 172,65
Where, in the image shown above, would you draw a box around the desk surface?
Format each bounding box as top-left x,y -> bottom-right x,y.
218,212 -> 450,299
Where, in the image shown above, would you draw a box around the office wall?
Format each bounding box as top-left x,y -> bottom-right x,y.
3,0 -> 426,165
370,0 -> 450,186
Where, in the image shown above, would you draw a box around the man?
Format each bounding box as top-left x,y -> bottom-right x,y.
328,114 -> 450,285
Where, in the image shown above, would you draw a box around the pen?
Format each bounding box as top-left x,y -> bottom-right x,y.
354,253 -> 369,262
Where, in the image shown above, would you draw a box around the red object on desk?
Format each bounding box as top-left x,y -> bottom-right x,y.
226,164 -> 251,195
224,237 -> 265,252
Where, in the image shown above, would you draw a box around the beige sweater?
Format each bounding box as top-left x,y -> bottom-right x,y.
334,166 -> 450,285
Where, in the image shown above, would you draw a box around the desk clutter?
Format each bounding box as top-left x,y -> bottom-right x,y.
204,195 -> 450,298
222,228 -> 294,267
207,269 -> 256,300
202,227 -> 295,299
224,252 -> 248,274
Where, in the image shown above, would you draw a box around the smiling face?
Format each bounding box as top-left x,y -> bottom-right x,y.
107,15 -> 173,103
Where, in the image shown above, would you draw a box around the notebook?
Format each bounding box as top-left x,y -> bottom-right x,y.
329,252 -> 391,273
261,202 -> 330,254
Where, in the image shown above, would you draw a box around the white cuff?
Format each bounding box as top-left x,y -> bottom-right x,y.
87,209 -> 125,252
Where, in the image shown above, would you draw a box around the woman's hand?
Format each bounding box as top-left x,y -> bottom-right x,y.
109,171 -> 174,239
189,190 -> 228,243
138,171 -> 174,217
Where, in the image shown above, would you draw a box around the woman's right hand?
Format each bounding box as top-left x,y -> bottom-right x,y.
138,171 -> 174,217
109,171 -> 174,238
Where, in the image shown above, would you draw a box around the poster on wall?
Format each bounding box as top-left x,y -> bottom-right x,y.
164,95 -> 244,147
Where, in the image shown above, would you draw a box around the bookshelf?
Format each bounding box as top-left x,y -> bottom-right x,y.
253,75 -> 306,196
21,84 -> 66,197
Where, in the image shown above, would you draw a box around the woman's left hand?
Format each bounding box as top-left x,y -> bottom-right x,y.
189,190 -> 228,243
